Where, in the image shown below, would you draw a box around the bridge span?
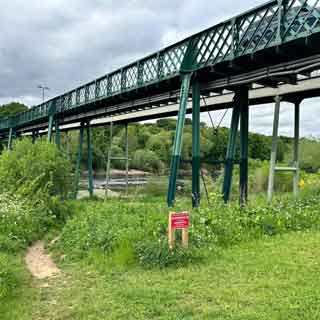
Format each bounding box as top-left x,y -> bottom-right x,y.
15,63 -> 320,134
2,0 -> 320,206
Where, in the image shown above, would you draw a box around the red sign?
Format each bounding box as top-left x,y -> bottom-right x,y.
171,212 -> 190,230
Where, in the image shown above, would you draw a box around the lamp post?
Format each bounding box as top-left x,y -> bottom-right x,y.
38,85 -> 50,102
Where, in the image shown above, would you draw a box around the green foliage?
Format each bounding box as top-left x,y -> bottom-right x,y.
60,119 -> 304,174
194,192 -> 320,249
0,253 -> 18,300
299,138 -> 320,173
56,200 -> 202,268
135,240 -> 201,268
0,139 -> 73,252
252,161 -> 293,193
132,149 -> 164,173
249,133 -> 271,160
56,188 -> 320,269
0,102 -> 28,119
0,139 -> 72,199
141,176 -> 168,197
0,192 -> 56,252
56,201 -> 166,261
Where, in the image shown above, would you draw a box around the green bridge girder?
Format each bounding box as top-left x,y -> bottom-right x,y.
1,0 -> 320,132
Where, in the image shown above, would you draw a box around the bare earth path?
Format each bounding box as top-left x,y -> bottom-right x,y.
25,241 -> 60,279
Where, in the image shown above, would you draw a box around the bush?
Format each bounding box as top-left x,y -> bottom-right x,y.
299,138 -> 320,173
0,139 -> 73,252
0,193 -> 55,251
253,163 -> 293,193
132,150 -> 164,173
142,176 -> 168,197
0,139 -> 72,199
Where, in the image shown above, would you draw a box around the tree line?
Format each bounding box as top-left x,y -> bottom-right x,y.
1,102 -> 318,174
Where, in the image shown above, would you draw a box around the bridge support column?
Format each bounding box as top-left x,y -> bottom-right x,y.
268,97 -> 301,202
167,73 -> 192,207
7,128 -> 14,150
47,101 -> 56,143
48,115 -> 54,142
239,87 -> 249,206
73,122 -> 84,199
105,122 -> 113,199
86,121 -> 94,198
32,131 -> 37,144
222,100 -> 240,203
55,118 -> 61,148
293,100 -> 300,197
125,123 -> 129,197
192,79 -> 201,208
267,96 -> 281,202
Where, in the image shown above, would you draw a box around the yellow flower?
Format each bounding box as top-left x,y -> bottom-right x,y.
299,179 -> 305,189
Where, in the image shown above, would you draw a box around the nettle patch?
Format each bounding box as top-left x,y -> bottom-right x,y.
0,193 -> 54,251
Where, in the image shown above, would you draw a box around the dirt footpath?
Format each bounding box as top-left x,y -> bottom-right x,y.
25,241 -> 60,279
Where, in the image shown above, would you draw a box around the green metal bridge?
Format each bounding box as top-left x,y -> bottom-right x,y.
2,0 -> 320,207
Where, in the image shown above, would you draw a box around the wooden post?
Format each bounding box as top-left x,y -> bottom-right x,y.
168,213 -> 175,249
182,229 -> 189,249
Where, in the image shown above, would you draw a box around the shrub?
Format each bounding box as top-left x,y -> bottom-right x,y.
299,138 -> 320,173
132,150 -> 164,173
0,193 -> 55,251
0,139 -> 72,199
253,165 -> 293,193
142,176 -> 168,197
0,140 -> 73,252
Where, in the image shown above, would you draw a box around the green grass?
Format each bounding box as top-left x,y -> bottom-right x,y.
2,230 -> 320,319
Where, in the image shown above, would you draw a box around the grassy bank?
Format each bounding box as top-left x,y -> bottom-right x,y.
2,231 -> 320,319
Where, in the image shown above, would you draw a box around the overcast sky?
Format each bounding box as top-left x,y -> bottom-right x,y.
0,0 -> 319,137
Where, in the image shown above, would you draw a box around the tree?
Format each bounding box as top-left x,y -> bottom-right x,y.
132,150 -> 163,173
0,102 -> 28,118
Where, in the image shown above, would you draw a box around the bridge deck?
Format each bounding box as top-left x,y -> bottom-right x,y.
13,66 -> 320,137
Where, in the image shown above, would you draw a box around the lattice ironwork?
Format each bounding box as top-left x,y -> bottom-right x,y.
2,0 -> 320,131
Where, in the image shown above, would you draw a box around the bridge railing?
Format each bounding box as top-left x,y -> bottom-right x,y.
2,0 -> 320,132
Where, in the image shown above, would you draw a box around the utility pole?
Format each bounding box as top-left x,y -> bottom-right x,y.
38,85 -> 50,102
